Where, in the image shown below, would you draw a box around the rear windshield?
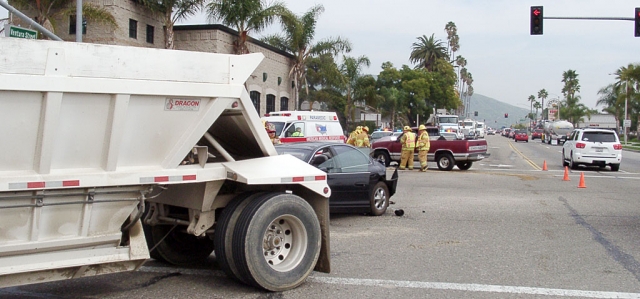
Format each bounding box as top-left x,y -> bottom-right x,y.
581,131 -> 617,142
534,129 -> 543,133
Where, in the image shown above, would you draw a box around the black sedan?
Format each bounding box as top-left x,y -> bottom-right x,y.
275,142 -> 398,216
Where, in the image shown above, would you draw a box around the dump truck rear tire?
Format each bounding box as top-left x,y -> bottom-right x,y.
151,221 -> 214,266
232,193 -> 321,291
213,192 -> 266,284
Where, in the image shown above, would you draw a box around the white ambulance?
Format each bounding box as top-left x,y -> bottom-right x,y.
262,111 -> 346,143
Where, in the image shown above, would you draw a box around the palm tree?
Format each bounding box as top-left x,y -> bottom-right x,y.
537,89 -> 548,120
339,56 -> 371,126
533,101 -> 542,122
528,95 -> 535,125
262,4 -> 351,110
11,0 -> 117,37
561,70 -> 581,123
409,34 -> 447,72
612,64 -> 640,131
142,0 -> 206,49
597,83 -> 622,133
206,0 -> 286,54
444,21 -> 456,59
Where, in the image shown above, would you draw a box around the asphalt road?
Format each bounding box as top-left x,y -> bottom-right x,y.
2,135 -> 640,299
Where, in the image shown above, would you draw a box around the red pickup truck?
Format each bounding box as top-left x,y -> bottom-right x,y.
371,126 -> 489,171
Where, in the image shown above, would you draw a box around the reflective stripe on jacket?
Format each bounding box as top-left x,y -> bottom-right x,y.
417,131 -> 430,151
400,132 -> 416,150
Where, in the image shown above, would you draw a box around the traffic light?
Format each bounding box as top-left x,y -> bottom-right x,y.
635,8 -> 640,37
530,6 -> 543,35
474,111 -> 478,117
504,113 -> 508,118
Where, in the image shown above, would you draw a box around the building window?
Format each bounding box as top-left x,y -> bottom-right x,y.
69,15 -> 86,35
266,94 -> 276,114
250,91 -> 261,113
129,19 -> 138,39
146,25 -> 154,44
280,97 -> 289,111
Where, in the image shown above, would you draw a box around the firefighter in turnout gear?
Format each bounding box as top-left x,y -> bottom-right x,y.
265,122 -> 281,145
355,126 -> 370,147
399,126 -> 416,170
346,126 -> 362,145
417,124 -> 431,171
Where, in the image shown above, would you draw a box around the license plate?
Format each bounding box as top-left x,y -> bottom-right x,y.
595,148 -> 603,153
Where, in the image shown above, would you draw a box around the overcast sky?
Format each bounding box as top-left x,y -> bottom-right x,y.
3,1 -> 639,110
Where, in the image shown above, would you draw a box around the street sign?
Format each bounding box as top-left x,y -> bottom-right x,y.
623,119 -> 631,127
4,24 -> 38,39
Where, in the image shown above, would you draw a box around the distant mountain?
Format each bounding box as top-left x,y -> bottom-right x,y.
462,94 -> 531,129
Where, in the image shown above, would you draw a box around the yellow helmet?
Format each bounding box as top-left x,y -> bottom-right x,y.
403,126 -> 411,131
356,126 -> 362,131
362,126 -> 369,132
418,124 -> 427,130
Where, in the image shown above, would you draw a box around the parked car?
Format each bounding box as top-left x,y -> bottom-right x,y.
562,128 -> 622,171
370,130 -> 393,142
531,129 -> 543,140
275,142 -> 398,215
514,130 -> 529,142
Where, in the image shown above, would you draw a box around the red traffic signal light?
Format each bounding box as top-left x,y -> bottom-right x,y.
530,6 -> 543,35
635,8 -> 640,37
504,113 -> 509,118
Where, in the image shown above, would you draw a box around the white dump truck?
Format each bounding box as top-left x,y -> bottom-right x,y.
0,38 -> 331,291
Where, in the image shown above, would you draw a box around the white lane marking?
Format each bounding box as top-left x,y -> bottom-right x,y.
310,276 -> 640,299
138,266 -> 640,298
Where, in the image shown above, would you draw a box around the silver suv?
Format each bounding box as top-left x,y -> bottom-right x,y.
562,128 -> 622,171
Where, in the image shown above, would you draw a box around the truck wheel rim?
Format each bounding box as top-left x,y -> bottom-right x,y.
373,187 -> 387,209
262,214 -> 307,272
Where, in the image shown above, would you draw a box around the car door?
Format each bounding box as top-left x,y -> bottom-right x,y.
324,145 -> 372,208
563,130 -> 578,160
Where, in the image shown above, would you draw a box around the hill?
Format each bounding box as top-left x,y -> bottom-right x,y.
463,94 -> 531,129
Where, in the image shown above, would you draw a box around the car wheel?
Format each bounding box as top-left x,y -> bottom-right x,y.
436,153 -> 455,171
374,150 -> 391,167
562,150 -> 569,167
456,161 -> 472,170
232,193 -> 321,291
369,181 -> 389,216
569,152 -> 578,170
610,164 -> 620,172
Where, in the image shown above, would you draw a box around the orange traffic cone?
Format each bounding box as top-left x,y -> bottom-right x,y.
563,166 -> 570,181
542,160 -> 548,171
577,172 -> 586,188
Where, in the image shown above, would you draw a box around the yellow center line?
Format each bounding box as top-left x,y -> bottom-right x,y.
508,140 -> 542,170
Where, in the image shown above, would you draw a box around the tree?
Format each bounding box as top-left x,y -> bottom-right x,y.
612,64 -> 640,132
11,0 -> 117,37
528,95 -> 535,128
537,89 -> 548,120
206,0 -> 286,54
409,34 -> 447,72
142,0 -> 206,49
533,101 -> 541,121
339,55 -> 371,126
444,21 -> 457,61
262,4 -> 351,110
597,84 -> 622,133
561,70 -> 583,124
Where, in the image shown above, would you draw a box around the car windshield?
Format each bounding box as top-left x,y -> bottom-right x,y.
438,116 -> 458,123
581,131 -> 617,142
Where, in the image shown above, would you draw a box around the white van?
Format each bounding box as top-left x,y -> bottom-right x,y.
262,111 -> 346,143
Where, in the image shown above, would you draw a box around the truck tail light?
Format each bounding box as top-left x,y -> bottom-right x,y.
576,142 -> 586,149
613,144 -> 622,150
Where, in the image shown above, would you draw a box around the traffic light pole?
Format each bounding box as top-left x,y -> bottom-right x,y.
544,17 -> 633,21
